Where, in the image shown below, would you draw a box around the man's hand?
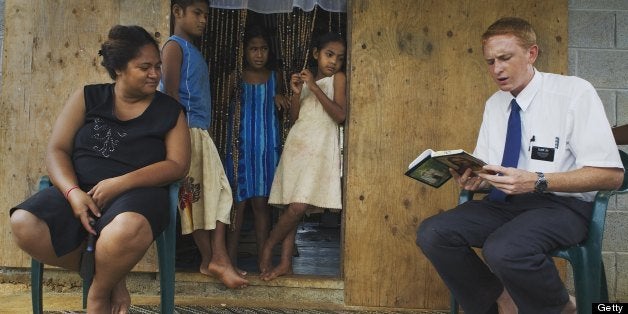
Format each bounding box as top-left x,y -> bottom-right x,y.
450,168 -> 489,191
478,165 -> 537,195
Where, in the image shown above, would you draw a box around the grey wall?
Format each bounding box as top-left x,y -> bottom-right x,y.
569,0 -> 628,302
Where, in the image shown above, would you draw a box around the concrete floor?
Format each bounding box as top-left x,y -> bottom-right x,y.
0,217 -> 347,313
176,215 -> 342,277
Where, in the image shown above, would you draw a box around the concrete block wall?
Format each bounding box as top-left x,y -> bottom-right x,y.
569,0 -> 628,302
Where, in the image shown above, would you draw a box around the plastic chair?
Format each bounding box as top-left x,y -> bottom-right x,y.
31,176 -> 178,314
450,150 -> 628,314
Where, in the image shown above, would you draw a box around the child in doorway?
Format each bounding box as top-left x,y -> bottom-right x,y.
159,0 -> 248,288
225,24 -> 290,273
260,32 -> 347,281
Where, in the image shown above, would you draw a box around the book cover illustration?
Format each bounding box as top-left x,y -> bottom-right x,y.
405,149 -> 452,188
405,149 -> 489,188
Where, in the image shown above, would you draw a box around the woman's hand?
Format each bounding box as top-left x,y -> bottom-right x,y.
88,177 -> 125,209
67,189 -> 100,235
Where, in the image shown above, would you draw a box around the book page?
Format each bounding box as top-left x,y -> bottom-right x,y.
408,149 -> 434,169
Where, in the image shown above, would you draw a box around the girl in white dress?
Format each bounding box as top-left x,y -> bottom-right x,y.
261,32 -> 347,281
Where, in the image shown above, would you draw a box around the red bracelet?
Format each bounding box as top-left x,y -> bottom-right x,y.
65,186 -> 80,199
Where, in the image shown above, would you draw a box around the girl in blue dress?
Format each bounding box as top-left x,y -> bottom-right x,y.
226,24 -> 289,273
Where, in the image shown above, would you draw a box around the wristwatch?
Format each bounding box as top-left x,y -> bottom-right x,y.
535,172 -> 548,193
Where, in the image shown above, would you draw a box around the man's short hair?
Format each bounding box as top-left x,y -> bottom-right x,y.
481,17 -> 537,49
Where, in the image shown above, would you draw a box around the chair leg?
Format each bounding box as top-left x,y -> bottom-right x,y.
157,233 -> 175,314
573,261 -> 600,314
157,182 -> 179,313
450,296 -> 459,314
31,259 -> 44,314
600,261 -> 609,302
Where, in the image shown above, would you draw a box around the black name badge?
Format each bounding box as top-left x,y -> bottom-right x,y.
593,303 -> 627,313
531,146 -> 555,162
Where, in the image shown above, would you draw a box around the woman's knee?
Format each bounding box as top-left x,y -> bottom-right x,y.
10,210 -> 43,246
102,212 -> 152,248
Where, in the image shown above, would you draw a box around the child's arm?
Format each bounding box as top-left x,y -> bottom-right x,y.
274,71 -> 291,111
289,73 -> 303,122
160,41 -> 183,101
302,70 -> 347,123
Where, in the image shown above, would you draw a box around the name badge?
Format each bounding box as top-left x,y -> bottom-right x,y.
531,146 -> 555,162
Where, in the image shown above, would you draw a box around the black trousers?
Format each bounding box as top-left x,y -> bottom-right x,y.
416,193 -> 592,314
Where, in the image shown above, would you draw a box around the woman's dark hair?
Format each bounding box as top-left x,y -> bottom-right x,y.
243,24 -> 276,69
99,25 -> 159,80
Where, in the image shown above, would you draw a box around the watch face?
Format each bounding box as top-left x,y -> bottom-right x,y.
535,172 -> 547,192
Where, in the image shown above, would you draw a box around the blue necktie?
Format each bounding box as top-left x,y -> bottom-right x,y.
489,99 -> 521,201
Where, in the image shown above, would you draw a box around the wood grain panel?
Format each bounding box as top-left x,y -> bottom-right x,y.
343,0 -> 566,309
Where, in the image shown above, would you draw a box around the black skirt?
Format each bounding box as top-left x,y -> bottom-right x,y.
10,186 -> 170,257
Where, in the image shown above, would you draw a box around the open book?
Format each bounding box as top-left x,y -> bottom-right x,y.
404,149 -> 490,188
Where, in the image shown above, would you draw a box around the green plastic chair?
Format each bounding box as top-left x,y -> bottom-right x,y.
31,176 -> 178,314
450,150 -> 628,314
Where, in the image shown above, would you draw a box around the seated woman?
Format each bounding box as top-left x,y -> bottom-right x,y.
9,25 -> 190,313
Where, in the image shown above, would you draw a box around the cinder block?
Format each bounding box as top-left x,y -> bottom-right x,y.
568,11 -> 615,48
568,48 -> 577,75
569,0 -> 628,10
618,92 -> 628,126
616,252 -> 628,301
596,89 -> 617,126
618,12 -> 628,49
578,50 -> 628,89
615,193 -> 628,212
603,211 -> 628,251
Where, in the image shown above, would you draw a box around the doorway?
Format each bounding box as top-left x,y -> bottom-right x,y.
174,5 -> 348,280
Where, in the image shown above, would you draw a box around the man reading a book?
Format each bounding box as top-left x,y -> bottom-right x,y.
416,17 -> 624,314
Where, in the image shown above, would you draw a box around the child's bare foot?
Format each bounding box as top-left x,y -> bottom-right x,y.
561,295 -> 576,314
199,261 -> 212,276
208,262 -> 249,289
235,267 -> 247,276
260,261 -> 293,281
110,280 -> 131,314
258,244 -> 273,274
496,289 -> 517,314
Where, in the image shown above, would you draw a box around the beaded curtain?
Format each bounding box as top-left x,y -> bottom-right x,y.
201,7 -> 345,184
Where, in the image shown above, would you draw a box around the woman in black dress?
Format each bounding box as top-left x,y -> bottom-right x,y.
9,25 -> 190,313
